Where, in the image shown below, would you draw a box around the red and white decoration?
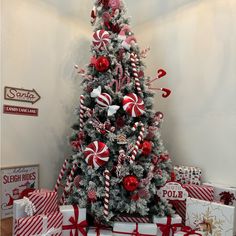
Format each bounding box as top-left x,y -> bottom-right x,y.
154,214 -> 183,236
157,181 -> 188,201
113,215 -> 150,223
60,205 -> 87,236
27,189 -> 58,215
92,30 -> 110,49
88,227 -> 112,236
103,169 -> 111,218
130,53 -> 142,94
130,122 -> 145,163
14,211 -> 62,236
84,141 -> 110,170
91,86 -> 120,116
174,226 -> 204,236
113,222 -> 157,236
122,93 -> 145,117
174,166 -> 202,185
54,159 -> 68,193
173,184 -> 214,224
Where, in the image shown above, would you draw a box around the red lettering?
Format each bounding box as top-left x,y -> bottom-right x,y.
163,190 -> 167,197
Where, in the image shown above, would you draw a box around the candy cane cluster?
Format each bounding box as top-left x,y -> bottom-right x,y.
130,122 -> 145,163
130,53 -> 142,94
103,169 -> 111,218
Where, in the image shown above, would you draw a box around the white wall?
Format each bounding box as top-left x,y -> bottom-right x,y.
1,0 -> 236,188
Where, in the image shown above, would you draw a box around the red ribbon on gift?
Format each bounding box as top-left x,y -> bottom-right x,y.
93,224 -> 111,236
181,226 -> 202,236
156,216 -> 183,236
112,223 -> 155,236
62,205 -> 87,236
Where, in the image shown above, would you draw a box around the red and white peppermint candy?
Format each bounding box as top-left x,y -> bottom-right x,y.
93,30 -> 110,49
123,93 -> 145,117
97,93 -> 112,108
84,141 -> 110,170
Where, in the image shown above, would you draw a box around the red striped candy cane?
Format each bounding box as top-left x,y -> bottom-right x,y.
60,163 -> 78,204
103,169 -> 111,218
130,53 -> 142,94
79,95 -> 85,132
130,122 -> 145,163
54,159 -> 68,192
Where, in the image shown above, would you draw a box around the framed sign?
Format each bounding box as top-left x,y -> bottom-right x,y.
0,164 -> 39,219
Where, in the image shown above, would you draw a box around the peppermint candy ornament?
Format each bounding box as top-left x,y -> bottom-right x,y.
123,93 -> 145,117
91,86 -> 120,116
84,141 -> 110,170
93,30 -> 110,49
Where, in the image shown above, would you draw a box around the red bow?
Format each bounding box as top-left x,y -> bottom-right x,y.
62,205 -> 87,236
156,216 -> 183,236
181,226 -> 202,236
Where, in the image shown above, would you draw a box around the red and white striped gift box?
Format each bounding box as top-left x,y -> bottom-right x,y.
29,189 -> 59,215
113,215 -> 151,223
174,184 -> 214,223
14,211 -> 62,236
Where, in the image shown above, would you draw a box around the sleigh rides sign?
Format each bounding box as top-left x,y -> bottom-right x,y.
0,164 -> 39,219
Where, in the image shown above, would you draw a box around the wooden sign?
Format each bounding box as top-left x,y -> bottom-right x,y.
4,86 -> 41,104
3,105 -> 38,117
0,165 -> 39,219
157,181 -> 188,201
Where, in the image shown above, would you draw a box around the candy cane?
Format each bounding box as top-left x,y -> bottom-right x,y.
79,95 -> 85,132
54,159 -> 68,193
103,169 -> 111,218
130,53 -> 142,94
130,122 -> 145,163
60,163 -> 78,204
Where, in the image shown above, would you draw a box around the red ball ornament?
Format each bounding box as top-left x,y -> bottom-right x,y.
95,56 -> 110,72
123,175 -> 139,192
141,141 -> 152,156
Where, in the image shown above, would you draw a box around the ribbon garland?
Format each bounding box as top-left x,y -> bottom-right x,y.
62,205 -> 88,236
112,223 -> 156,236
180,226 -> 203,236
156,216 -> 183,236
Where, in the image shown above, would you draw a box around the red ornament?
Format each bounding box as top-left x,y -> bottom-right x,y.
88,189 -> 97,202
131,193 -> 140,201
74,175 -> 81,188
84,141 -> 110,170
141,141 -> 152,156
123,175 -> 139,192
95,56 -> 110,72
116,116 -> 125,128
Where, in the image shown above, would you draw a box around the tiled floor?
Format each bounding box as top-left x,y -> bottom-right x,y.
1,218 -> 12,236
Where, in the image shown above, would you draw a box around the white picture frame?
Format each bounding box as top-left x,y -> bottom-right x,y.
0,164 -> 39,219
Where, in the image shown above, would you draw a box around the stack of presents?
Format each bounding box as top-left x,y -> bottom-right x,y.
13,166 -> 236,236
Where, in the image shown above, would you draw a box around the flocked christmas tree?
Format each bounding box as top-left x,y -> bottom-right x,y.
55,0 -> 174,225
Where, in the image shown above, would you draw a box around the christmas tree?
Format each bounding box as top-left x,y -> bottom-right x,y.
56,0 -> 173,225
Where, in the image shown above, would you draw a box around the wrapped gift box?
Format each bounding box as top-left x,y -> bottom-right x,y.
174,185 -> 214,223
174,226 -> 205,236
14,211 -> 62,236
59,205 -> 87,236
186,197 -> 235,236
203,182 -> 236,235
174,166 -> 202,185
153,214 -> 183,235
87,227 -> 112,236
28,189 -> 59,215
113,222 -> 157,236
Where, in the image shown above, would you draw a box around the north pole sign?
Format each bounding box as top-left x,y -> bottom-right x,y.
157,181 -> 188,201
4,86 -> 41,104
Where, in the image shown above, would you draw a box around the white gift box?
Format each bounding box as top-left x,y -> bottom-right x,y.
59,205 -> 87,236
174,229 -> 205,235
88,227 -> 112,236
153,214 -> 182,235
113,222 -> 157,236
203,182 -> 236,236
186,197 -> 235,236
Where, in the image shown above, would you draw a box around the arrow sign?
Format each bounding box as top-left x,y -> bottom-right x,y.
4,86 -> 41,104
